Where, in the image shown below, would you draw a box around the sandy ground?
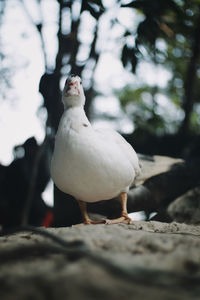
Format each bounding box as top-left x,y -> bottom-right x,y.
0,221 -> 200,300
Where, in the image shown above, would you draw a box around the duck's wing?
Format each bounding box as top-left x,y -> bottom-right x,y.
95,128 -> 141,176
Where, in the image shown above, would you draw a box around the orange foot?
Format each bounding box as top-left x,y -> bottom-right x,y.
83,218 -> 107,225
102,213 -> 132,225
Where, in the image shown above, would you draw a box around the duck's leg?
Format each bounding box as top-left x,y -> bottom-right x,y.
104,192 -> 132,225
78,200 -> 105,225
120,192 -> 132,223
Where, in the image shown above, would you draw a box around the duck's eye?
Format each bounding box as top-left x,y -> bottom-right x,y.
80,80 -> 82,85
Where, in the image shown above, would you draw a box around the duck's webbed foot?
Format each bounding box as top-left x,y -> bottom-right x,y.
77,192 -> 132,225
78,200 -> 106,225
84,218 -> 107,225
102,215 -> 131,225
101,192 -> 132,225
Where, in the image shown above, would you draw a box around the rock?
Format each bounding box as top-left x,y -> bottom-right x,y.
0,222 -> 200,300
135,155 -> 183,186
168,187 -> 200,224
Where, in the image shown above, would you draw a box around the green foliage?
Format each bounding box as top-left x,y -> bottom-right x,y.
117,85 -> 182,135
118,0 -> 200,135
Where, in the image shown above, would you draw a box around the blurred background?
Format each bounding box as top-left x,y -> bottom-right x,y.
0,0 -> 200,228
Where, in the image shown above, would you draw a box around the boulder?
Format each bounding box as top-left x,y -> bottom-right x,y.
168,187 -> 200,224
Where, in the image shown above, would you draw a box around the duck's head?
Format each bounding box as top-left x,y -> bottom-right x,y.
62,75 -> 85,109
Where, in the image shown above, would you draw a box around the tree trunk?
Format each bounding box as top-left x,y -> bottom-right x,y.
179,11 -> 200,135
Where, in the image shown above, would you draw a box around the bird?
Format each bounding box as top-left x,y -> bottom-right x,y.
50,75 -> 141,225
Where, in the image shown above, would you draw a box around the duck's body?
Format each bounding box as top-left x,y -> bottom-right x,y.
51,75 -> 140,224
51,107 -> 139,203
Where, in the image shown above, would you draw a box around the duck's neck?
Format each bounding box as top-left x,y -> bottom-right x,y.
65,106 -> 89,123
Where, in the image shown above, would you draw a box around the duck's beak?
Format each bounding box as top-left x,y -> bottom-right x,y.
68,81 -> 75,87
66,80 -> 79,96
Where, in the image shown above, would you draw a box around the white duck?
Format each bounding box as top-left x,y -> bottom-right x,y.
51,75 -> 140,224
